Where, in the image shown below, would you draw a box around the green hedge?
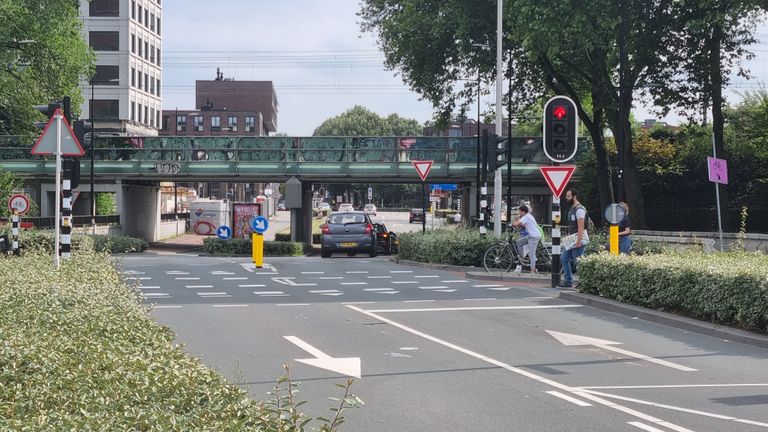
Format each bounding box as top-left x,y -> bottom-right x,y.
0,252 -> 359,429
274,232 -> 323,244
397,228 -> 498,267
91,234 -> 149,253
203,237 -> 304,256
0,230 -> 148,254
578,251 -> 768,332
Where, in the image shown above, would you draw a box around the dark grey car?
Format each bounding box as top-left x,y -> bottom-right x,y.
320,211 -> 377,258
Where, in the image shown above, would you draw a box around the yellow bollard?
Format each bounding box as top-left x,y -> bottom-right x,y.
252,232 -> 264,268
609,224 -> 619,255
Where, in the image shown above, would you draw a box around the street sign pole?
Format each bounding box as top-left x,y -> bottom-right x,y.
712,132 -> 724,252
54,113 -> 62,268
422,182 -> 427,234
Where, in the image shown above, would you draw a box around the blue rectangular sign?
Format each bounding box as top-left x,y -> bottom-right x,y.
430,184 -> 458,191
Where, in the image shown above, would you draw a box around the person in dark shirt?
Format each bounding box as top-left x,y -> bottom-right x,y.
618,202 -> 632,254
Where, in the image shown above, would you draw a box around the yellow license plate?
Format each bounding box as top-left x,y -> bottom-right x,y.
340,242 -> 358,247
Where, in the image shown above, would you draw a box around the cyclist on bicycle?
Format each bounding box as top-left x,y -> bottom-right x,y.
510,205 -> 542,274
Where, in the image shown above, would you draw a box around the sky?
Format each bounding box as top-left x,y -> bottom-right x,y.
161,0 -> 768,136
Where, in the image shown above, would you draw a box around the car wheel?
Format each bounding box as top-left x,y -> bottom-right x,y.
369,244 -> 378,258
321,249 -> 331,258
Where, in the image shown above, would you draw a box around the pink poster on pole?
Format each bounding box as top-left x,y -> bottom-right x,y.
233,203 -> 262,239
707,157 -> 729,185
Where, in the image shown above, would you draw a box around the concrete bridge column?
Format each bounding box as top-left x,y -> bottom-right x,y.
289,181 -> 314,246
121,183 -> 162,242
461,183 -> 477,225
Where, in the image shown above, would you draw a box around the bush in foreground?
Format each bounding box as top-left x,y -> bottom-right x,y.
0,252 -> 360,430
578,251 -> 768,332
203,237 -> 305,256
0,230 -> 149,254
397,228 -> 498,267
91,234 -> 149,253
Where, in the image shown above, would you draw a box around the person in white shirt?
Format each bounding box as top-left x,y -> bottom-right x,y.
511,205 -> 541,274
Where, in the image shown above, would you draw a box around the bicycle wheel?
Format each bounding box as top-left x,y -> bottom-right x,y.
536,242 -> 552,270
484,244 -> 515,273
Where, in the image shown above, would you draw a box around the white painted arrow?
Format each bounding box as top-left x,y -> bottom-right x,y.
284,336 -> 361,378
546,331 -> 697,372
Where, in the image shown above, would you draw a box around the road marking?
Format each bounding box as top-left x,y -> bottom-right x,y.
392,281 -> 418,284
405,300 -> 435,303
376,290 -> 400,294
547,331 -> 698,372
346,305 -> 693,432
309,290 -> 342,294
365,288 -> 395,292
346,271 -> 369,274
342,302 -> 375,305
272,277 -> 317,287
464,298 -> 497,301
546,391 -> 592,407
139,285 -> 160,289
390,270 -> 413,273
186,285 -> 214,289
253,291 -> 286,295
239,284 -> 266,288
442,280 -> 469,283
213,304 -> 249,308
319,277 -> 344,280
277,303 -> 311,307
122,270 -> 145,275
154,305 -> 182,309
175,277 -> 200,280
367,276 -> 391,279
284,336 -> 361,378
526,296 -> 555,299
142,293 -> 170,297
302,271 -> 325,274
223,277 -> 248,280
414,275 -> 439,278
363,305 -> 583,313
340,282 -> 367,285
433,289 -> 457,293
418,286 -> 449,289
628,422 -> 667,432
240,263 -> 254,273
487,287 -> 512,291
472,284 -> 505,288
211,271 -> 235,275
197,292 -> 228,296
579,389 -> 768,428
166,271 -> 189,275
126,276 -> 152,280
578,384 -> 768,390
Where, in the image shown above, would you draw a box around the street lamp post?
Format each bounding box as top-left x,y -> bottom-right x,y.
471,43 -> 490,226
493,0 -> 504,237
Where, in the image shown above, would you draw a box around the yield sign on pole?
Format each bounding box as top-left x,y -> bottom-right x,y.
31,108 -> 85,156
412,160 -> 433,181
539,166 -> 576,197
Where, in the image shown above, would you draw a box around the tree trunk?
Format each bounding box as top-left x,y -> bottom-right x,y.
584,119 -> 614,221
620,116 -> 647,229
710,22 -> 729,230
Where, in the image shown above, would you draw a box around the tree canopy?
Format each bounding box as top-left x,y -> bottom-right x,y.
313,105 -> 422,136
0,0 -> 94,136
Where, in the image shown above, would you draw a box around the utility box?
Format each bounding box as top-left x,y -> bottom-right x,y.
284,177 -> 303,209
189,199 -> 229,235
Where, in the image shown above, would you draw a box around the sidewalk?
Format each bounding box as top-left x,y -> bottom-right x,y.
389,257 -> 556,285
148,233 -> 205,254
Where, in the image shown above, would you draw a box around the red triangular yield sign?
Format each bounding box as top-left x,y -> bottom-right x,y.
540,166 -> 576,197
31,108 -> 85,156
412,160 -> 433,181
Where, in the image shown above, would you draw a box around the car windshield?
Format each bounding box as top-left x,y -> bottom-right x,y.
328,214 -> 366,225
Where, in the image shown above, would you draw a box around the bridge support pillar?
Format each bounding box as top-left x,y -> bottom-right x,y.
289,181 -> 314,246
121,182 -> 162,242
462,183 -> 476,225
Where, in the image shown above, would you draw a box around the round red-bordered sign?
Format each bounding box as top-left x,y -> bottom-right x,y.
8,194 -> 30,215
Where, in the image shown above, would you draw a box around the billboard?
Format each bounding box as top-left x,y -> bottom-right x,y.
233,203 -> 262,238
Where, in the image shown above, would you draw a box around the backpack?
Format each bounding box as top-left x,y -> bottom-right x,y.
572,203 -> 596,234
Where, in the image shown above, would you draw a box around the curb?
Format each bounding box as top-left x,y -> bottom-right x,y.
389,257 -> 553,285
558,291 -> 768,349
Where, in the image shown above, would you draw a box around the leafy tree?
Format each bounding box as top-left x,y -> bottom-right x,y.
95,192 -> 116,215
313,105 -> 421,136
0,0 -> 94,137
0,169 -> 22,218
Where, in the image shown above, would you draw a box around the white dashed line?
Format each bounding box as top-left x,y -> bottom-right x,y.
464,298 -> 497,301
433,289 -> 457,293
213,304 -> 249,308
142,292 -> 170,297
340,282 -> 367,286
362,305 -> 583,313
390,270 -> 413,273
414,275 -> 439,279
472,284 -> 505,288
342,302 -> 375,305
419,286 -> 449,290
175,277 -> 200,281
223,277 -> 248,280
375,290 -> 400,294
154,305 -> 182,309
346,271 -> 369,274
197,292 -> 228,296
277,303 -> 311,307
526,296 -> 555,299
126,277 -> 152,280
186,285 -> 214,289
211,271 -> 235,275
309,290 -> 342,294
253,291 -> 287,295
239,284 -> 266,288
319,277 -> 344,280
392,281 -> 418,285
367,276 -> 391,279
166,271 -> 189,275
442,280 -> 469,283
122,271 -> 145,275
301,271 -> 325,274
404,300 -> 435,303
487,287 -> 512,291
365,288 -> 395,292
546,391 -> 593,407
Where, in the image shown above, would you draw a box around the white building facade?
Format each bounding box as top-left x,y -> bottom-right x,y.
79,0 -> 162,136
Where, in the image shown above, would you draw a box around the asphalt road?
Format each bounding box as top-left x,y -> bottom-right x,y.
118,254 -> 768,432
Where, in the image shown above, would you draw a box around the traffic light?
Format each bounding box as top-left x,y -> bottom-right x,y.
484,132 -> 510,173
73,119 -> 93,149
33,102 -> 63,120
543,96 -> 578,163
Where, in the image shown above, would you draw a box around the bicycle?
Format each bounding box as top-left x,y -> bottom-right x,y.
483,227 -> 552,273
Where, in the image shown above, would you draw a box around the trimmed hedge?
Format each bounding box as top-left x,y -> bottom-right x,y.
91,234 -> 149,253
397,228 -> 498,267
0,230 -> 149,254
274,233 -> 323,244
0,252 -> 359,429
203,237 -> 305,256
578,251 -> 768,332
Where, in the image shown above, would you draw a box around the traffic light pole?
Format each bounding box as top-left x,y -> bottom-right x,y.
492,0 -> 504,237
54,113 -> 62,268
91,79 -> 96,229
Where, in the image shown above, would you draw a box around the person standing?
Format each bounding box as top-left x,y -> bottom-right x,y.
618,202 -> 632,254
559,188 -> 589,288
511,205 -> 542,274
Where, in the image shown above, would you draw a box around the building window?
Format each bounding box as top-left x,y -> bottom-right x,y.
138,37 -> 142,57
89,31 -> 119,51
90,100 -> 119,120
144,41 -> 149,60
90,65 -> 119,85
131,102 -> 136,121
193,116 -> 203,132
156,111 -> 160,129
157,17 -> 161,35
156,79 -> 161,96
131,67 -> 135,87
211,116 -> 221,131
228,116 -> 238,132
131,34 -> 135,54
138,5 -> 142,24
137,71 -> 142,90
150,108 -> 155,127
150,44 -> 154,63
144,74 -> 149,92
145,10 -> 149,27
145,106 -> 149,125
448,128 -> 462,137
138,104 -> 143,123
89,0 -> 119,17
150,76 -> 155,95
156,48 -> 161,66
150,13 -> 155,31
177,115 -> 187,132
131,0 -> 135,19
245,116 -> 255,132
